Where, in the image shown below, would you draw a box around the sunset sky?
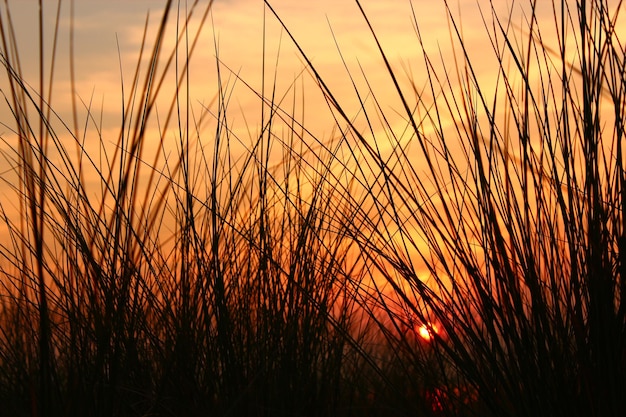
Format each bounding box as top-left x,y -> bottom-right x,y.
1,0 -> 512,140
0,0 -> 503,277
2,0 -> 625,149
0,0 -> 624,246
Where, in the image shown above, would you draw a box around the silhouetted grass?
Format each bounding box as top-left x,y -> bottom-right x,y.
2,0 -> 625,416
266,0 -> 626,415
0,1 -> 381,416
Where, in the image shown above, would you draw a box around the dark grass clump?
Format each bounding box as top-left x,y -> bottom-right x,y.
267,0 -> 626,415
3,0 -> 625,416
0,1 -> 379,416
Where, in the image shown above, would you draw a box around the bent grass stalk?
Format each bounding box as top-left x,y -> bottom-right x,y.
0,1 -> 374,416
3,0 -> 624,416
267,0 -> 626,415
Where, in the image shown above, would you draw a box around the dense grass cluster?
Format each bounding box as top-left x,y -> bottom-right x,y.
0,0 -> 625,416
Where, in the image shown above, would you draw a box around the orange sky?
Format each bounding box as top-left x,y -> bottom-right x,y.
2,0 -> 624,153
0,0 -> 479,227
0,0 -> 624,254
0,0 -> 505,140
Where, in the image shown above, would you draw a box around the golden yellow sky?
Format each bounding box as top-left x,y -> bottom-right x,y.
2,0 -> 624,152
0,1 -> 479,197
0,0 -> 625,310
0,0 -> 507,139
0,0 -> 624,250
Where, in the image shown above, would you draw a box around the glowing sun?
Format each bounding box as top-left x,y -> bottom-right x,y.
417,323 -> 439,341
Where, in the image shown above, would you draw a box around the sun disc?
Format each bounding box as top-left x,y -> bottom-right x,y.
417,323 -> 439,341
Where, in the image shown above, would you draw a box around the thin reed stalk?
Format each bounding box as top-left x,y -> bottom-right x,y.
268,0 -> 626,415
0,1 -> 373,416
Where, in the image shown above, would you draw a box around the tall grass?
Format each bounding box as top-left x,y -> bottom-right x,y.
266,0 -> 626,415
2,0 -> 625,416
0,1 -> 381,416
